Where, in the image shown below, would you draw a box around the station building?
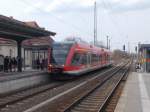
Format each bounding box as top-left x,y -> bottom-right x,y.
0,15 -> 56,71
139,44 -> 150,72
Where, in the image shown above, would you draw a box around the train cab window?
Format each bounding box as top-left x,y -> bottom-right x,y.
51,43 -> 72,65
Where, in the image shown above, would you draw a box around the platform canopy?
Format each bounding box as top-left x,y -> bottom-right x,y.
0,15 -> 56,41
0,15 -> 56,72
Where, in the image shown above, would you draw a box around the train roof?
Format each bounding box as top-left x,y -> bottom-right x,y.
53,41 -> 111,54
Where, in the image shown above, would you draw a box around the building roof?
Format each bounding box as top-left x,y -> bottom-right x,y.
139,44 -> 150,51
0,15 -> 56,41
24,21 -> 40,28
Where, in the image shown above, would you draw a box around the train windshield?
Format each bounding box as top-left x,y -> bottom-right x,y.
51,43 -> 72,65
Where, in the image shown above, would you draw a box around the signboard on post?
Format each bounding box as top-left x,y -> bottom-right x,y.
123,45 -> 125,51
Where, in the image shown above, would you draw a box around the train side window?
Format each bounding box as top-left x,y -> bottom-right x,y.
104,54 -> 106,61
106,54 -> 108,61
101,54 -> 104,62
92,54 -> 98,64
100,55 -> 102,62
96,54 -> 100,62
81,54 -> 87,65
71,53 -> 81,65
87,53 -> 91,64
105,54 -> 107,61
72,53 -> 87,65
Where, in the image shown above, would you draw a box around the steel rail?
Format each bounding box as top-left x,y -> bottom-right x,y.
23,62 -> 128,112
64,62 -> 130,112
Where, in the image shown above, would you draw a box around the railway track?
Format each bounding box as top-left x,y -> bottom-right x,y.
66,72 -> 124,112
0,82 -> 65,109
66,65 -> 130,112
23,63 -> 129,112
0,65 -> 115,112
66,62 -> 131,112
103,61 -> 132,112
0,61 -> 129,112
22,61 -> 130,112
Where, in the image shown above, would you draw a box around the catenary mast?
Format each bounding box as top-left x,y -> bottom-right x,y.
94,1 -> 97,46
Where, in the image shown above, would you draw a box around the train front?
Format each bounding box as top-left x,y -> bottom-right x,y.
48,42 -> 72,77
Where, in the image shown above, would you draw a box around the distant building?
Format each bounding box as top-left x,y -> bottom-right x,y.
139,44 -> 150,72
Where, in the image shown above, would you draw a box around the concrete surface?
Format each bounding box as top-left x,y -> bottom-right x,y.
0,71 -> 50,95
115,72 -> 150,112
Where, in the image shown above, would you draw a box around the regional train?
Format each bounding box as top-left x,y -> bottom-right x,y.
48,40 -> 112,78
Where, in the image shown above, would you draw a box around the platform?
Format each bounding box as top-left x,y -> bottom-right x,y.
0,70 -> 49,95
115,72 -> 150,112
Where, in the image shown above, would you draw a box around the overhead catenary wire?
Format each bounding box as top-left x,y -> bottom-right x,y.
19,0 -> 93,38
58,1 -> 91,28
101,0 -> 126,38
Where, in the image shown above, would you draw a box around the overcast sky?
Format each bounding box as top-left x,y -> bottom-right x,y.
0,0 -> 150,52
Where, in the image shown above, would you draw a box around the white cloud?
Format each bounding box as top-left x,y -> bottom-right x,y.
121,0 -> 143,6
45,1 -> 62,12
111,0 -> 142,4
22,0 -> 150,14
24,1 -> 44,13
23,0 -> 95,14
103,0 -> 150,13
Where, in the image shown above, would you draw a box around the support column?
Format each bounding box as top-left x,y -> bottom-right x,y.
17,41 -> 22,72
44,51 -> 46,69
24,48 -> 25,70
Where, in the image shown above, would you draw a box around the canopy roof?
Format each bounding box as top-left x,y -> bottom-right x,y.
0,15 -> 56,41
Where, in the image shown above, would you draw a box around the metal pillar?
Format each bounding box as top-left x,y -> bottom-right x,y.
145,49 -> 147,72
17,41 -> 22,72
94,1 -> 97,46
109,39 -> 110,50
24,48 -> 25,70
144,49 -> 147,72
107,36 -> 109,49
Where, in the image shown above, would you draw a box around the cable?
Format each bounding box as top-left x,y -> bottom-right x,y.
101,0 -> 126,37
19,0 -> 93,38
59,1 -> 91,27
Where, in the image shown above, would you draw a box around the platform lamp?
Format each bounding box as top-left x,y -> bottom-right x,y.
106,36 -> 109,49
123,45 -> 126,52
135,46 -> 138,61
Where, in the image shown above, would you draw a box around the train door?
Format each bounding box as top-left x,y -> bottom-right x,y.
100,54 -> 102,66
101,53 -> 105,66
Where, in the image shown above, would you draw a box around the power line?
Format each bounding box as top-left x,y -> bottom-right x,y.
101,0 -> 125,37
59,1 -> 91,27
19,0 -> 93,37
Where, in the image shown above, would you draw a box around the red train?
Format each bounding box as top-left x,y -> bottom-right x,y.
48,41 -> 112,78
